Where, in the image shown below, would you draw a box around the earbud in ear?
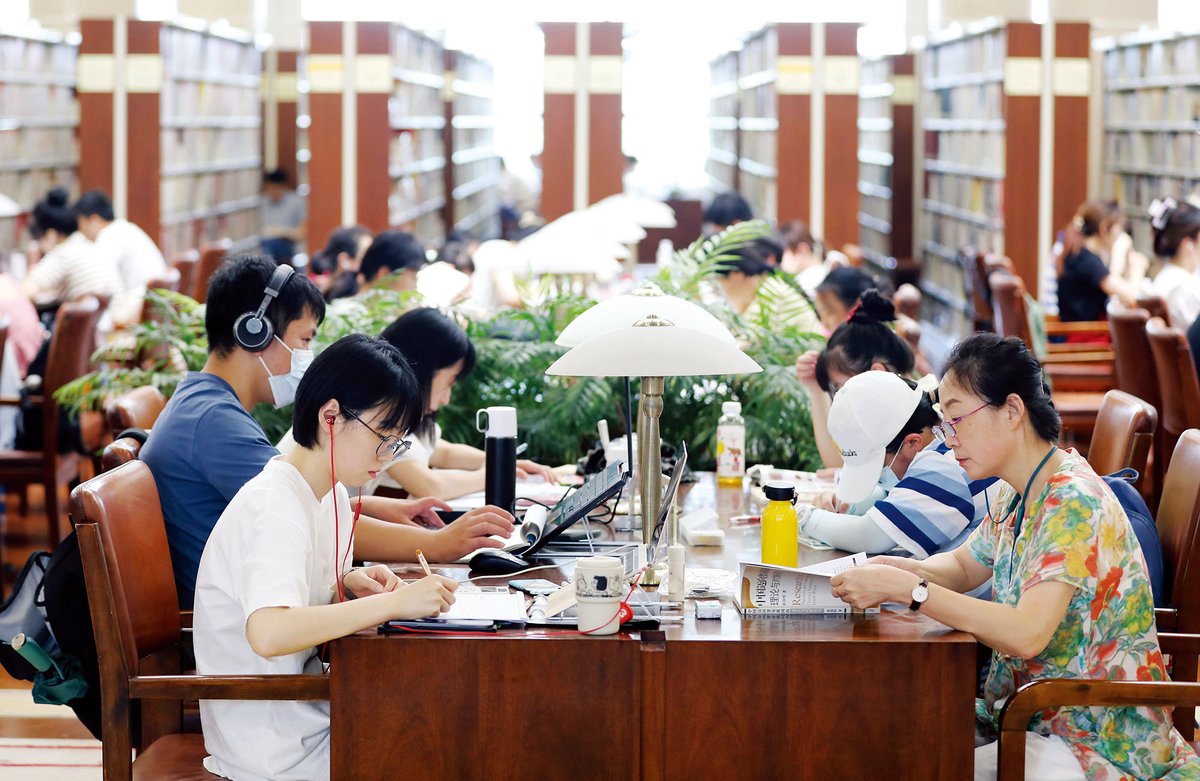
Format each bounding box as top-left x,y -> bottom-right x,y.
325,412 -> 336,425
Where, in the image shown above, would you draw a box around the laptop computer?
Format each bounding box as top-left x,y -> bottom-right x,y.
519,460 -> 630,557
646,442 -> 688,564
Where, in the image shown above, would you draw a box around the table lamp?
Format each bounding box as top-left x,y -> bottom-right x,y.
547,314 -> 761,546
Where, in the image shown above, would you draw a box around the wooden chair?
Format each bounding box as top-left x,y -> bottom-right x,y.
172,253 -> 199,301
140,269 -> 182,323
72,460 -> 328,779
1109,306 -> 1165,505
193,243 -> 229,304
105,386 -> 167,432
1086,390 -> 1157,486
100,436 -> 143,473
892,283 -> 921,322
1136,292 -> 1170,324
0,298 -> 104,544
1145,317 -> 1200,477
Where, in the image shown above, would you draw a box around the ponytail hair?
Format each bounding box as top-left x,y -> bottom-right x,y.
1150,197 -> 1200,260
30,188 -> 76,239
1058,199 -> 1122,274
815,289 -> 915,392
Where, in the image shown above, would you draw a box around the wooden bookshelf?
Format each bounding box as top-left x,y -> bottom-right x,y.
390,25 -> 446,244
707,50 -> 739,193
79,18 -> 261,261
443,49 -> 499,239
735,26 -> 779,221
0,25 -> 78,258
1100,31 -> 1200,255
857,53 -> 915,280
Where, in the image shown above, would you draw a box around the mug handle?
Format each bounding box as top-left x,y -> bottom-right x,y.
476,409 -> 488,434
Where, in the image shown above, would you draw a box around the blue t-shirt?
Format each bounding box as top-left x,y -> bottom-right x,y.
140,372 -> 278,608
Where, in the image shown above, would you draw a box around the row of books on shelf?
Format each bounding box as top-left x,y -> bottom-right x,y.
392,27 -> 443,75
160,209 -> 257,260
738,29 -> 778,78
0,127 -> 76,168
0,82 -> 74,118
0,168 -> 75,212
922,211 -> 1003,255
711,93 -> 738,118
711,52 -> 738,88
858,225 -> 891,257
454,159 -> 499,193
161,128 -> 260,170
162,81 -> 260,121
1105,131 -> 1199,173
739,134 -> 776,170
924,31 -> 1005,83
161,170 -> 260,219
923,83 -> 1004,121
0,34 -> 74,82
740,175 -> 777,221
453,127 -> 493,157
925,174 -> 1003,216
860,59 -> 889,89
161,26 -> 259,79
1104,88 -> 1200,124
919,251 -> 971,305
858,129 -> 891,157
706,158 -> 737,190
393,170 -> 445,212
859,96 -> 891,121
1105,36 -> 1199,83
858,191 -> 892,224
391,89 -> 444,124
925,131 -> 1005,172
455,91 -> 492,119
859,163 -> 891,191
739,84 -> 778,122
391,129 -> 443,177
1107,174 -> 1200,216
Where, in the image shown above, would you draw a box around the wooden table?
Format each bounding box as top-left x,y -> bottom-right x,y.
330,475 -> 977,780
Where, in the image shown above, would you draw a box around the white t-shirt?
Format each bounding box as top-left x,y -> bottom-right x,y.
26,231 -> 120,302
96,219 -> 168,292
193,457 -> 352,781
362,422 -> 441,494
1152,262 -> 1200,330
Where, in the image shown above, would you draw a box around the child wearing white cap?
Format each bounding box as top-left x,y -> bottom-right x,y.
801,371 -> 978,558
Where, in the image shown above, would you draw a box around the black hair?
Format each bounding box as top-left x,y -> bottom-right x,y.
437,231 -> 475,274
310,225 -> 370,276
72,190 -> 115,222
703,192 -> 753,228
263,168 -> 290,186
884,379 -> 938,454
779,220 -> 817,253
716,241 -> 772,277
359,230 -> 426,283
204,254 -> 327,355
941,332 -> 1061,443
816,290 -> 915,392
753,235 -> 783,267
379,307 -> 476,435
816,266 -> 879,309
292,333 -> 421,448
1152,201 -> 1200,260
30,188 -> 76,239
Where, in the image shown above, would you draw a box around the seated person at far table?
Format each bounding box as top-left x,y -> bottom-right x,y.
194,333 -> 460,781
362,307 -> 556,501
140,255 -> 515,609
804,371 -> 978,557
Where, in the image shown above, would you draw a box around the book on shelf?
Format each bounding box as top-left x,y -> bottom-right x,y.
734,552 -> 879,616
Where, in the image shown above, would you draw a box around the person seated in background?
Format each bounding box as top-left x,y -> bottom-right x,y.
367,307 -> 556,501
778,220 -> 831,295
709,242 -> 773,316
1055,199 -> 1142,322
462,239 -> 522,314
1149,197 -> 1200,330
327,230 -> 427,300
0,261 -> 43,377
72,189 -> 168,325
702,191 -> 753,235
309,225 -> 371,297
140,255 -> 515,608
416,231 -> 476,307
831,333 -> 1200,781
813,266 -> 879,333
193,334 -> 460,781
259,168 -> 307,265
22,188 -> 121,307
804,371 -> 977,557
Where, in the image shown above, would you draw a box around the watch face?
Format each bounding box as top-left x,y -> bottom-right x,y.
912,584 -> 929,603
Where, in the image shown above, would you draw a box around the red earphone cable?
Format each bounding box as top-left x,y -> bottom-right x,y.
329,417 -> 343,603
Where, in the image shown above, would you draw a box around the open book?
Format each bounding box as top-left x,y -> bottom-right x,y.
734,552 -> 880,616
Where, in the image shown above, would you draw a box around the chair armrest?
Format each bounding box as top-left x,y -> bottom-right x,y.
1044,320 -> 1109,334
1156,608 -> 1178,632
129,674 -> 329,701
1159,633 -> 1200,657
179,611 -> 193,630
1039,352 -> 1114,364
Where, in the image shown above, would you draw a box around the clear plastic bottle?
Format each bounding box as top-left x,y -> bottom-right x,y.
716,401 -> 746,487
761,482 -> 799,567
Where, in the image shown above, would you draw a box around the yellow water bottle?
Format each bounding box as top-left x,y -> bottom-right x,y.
761,481 -> 799,567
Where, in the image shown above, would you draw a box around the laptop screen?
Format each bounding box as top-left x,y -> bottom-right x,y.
522,461 -> 629,556
647,442 -> 688,563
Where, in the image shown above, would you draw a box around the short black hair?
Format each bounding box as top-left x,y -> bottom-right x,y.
359,230 -> 426,283
817,266 -> 879,309
716,241 -> 772,277
816,290 -> 915,392
311,225 -> 370,276
72,190 -> 115,221
885,379 -> 939,454
292,334 -> 421,448
263,168 -> 290,186
703,192 -> 753,228
379,307 -> 476,434
204,254 -> 327,355
941,332 -> 1061,443
1153,200 -> 1200,260
31,188 -> 76,238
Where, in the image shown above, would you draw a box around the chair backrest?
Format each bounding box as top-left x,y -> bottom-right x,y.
1108,306 -> 1160,411
1136,293 -> 1169,324
173,254 -> 199,301
893,283 -> 921,321
43,297 -> 104,396
194,244 -> 229,304
1088,390 -> 1158,478
71,461 -> 182,681
989,273 -> 1031,344
105,386 -> 167,432
100,437 -> 143,473
1145,317 -> 1200,437
1156,430 -> 1200,632
140,270 -> 182,323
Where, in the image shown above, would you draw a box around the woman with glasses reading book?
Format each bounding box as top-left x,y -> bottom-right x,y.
831,333 -> 1200,780
193,334 -> 464,781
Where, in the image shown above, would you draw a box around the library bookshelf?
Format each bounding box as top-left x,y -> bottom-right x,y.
444,49 -> 500,239
857,53 -> 915,281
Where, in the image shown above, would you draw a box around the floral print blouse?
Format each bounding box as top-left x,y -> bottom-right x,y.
968,450 -> 1200,780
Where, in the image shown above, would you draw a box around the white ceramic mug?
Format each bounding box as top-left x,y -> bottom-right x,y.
574,556 -> 626,635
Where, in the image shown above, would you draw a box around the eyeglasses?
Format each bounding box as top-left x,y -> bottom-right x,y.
344,408 -> 411,459
932,402 -> 990,443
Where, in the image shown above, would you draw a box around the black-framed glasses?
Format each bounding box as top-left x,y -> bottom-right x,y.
344,408 -> 411,459
932,402 -> 990,443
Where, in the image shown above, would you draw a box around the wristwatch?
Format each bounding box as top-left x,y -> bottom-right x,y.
909,578 -> 929,611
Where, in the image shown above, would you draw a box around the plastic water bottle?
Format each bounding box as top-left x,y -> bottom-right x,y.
476,406 -> 517,512
656,238 -> 674,270
761,482 -> 799,567
716,401 -> 745,487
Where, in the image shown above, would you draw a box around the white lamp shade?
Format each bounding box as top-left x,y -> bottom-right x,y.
0,193 -> 21,219
594,194 -> 677,229
546,322 -> 761,378
556,292 -> 735,347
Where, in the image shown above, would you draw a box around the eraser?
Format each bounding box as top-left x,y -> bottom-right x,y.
680,507 -> 724,546
695,599 -> 722,620
682,526 -> 726,546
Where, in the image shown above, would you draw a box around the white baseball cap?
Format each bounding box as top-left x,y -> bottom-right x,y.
827,372 -> 934,504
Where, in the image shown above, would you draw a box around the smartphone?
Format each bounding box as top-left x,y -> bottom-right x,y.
508,578 -> 561,596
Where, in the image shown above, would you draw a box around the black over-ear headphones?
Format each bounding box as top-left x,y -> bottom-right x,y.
233,264 -> 295,351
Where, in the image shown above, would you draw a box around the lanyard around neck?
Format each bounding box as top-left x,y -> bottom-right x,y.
1008,446 -> 1058,578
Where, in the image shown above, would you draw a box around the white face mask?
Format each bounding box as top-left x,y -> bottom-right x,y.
259,336 -> 314,408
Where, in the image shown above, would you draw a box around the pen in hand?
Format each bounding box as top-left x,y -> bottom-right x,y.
416,548 -> 432,576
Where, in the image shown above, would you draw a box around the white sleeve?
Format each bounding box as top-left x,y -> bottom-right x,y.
802,508 -> 899,554
239,495 -> 311,619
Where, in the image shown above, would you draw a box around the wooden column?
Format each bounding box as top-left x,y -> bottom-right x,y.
891,53 -> 916,262
822,23 -> 862,249
441,49 -> 458,233
265,50 -> 300,176
540,22 -> 575,221
354,22 -> 391,233
775,24 -> 812,227
587,22 -> 624,205
1052,22 -> 1091,242
78,19 -> 115,197
1002,22 -> 1043,290
306,21 -> 345,250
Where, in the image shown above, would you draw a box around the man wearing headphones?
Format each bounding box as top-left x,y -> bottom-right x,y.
141,255 -> 515,608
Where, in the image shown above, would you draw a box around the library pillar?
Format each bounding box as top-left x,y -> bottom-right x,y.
263,50 -> 299,177
306,21 -> 346,249
540,22 -> 624,221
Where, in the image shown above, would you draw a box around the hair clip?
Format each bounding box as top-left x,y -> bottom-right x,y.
1149,197 -> 1177,231
845,300 -> 862,322
1072,215 -> 1085,232
916,374 -> 940,393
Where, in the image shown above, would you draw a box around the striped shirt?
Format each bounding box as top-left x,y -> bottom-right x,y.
805,441 -> 1000,559
25,232 -> 121,302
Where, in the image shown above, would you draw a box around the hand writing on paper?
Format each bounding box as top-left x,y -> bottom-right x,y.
345,564 -> 402,597
829,564 -> 920,610
391,574 -> 459,618
813,491 -> 848,514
